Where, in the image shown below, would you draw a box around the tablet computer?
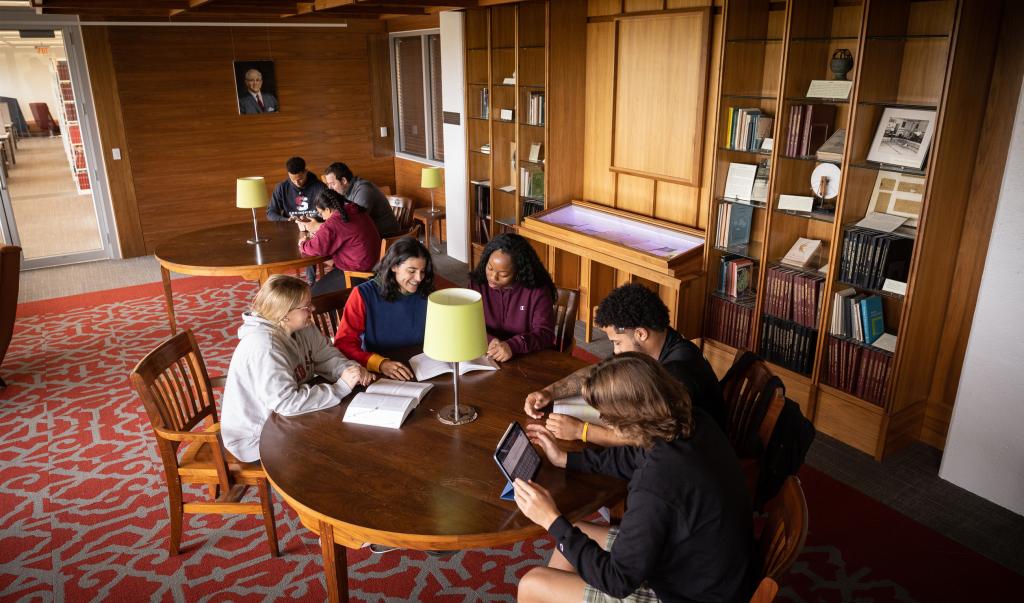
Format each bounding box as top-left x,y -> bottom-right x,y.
494,421 -> 541,485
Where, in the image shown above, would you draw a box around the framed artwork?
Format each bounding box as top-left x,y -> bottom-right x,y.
866,107 -> 936,169
866,170 -> 925,228
234,60 -> 279,115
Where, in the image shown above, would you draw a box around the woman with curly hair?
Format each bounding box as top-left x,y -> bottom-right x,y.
468,233 -> 556,361
334,237 -> 434,381
513,353 -> 754,603
299,188 -> 381,295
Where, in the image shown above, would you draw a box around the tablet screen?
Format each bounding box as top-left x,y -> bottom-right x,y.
494,422 -> 541,484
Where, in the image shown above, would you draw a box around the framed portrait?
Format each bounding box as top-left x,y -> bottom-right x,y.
866,170 -> 925,228
866,107 -> 936,169
234,60 -> 279,115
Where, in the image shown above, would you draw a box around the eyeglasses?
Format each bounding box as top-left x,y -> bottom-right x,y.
291,304 -> 315,313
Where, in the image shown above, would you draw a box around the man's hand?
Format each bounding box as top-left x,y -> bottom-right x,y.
545,413 -> 585,442
525,424 -> 567,468
513,479 -> 560,530
380,360 -> 415,381
524,389 -> 552,419
487,338 -> 513,362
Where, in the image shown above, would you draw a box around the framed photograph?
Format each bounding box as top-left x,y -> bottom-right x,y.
234,60 -> 279,115
866,170 -> 925,228
866,107 -> 936,169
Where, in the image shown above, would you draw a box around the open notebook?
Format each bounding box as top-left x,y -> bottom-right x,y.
342,379 -> 434,429
409,353 -> 499,381
551,395 -> 605,426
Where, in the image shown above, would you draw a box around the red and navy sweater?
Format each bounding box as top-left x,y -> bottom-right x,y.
333,280 -> 427,372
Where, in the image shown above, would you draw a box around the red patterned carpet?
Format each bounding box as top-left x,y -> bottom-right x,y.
2,277 -> 1022,602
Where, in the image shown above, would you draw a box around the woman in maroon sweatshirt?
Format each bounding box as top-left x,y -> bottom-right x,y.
300,188 -> 381,295
468,233 -> 556,361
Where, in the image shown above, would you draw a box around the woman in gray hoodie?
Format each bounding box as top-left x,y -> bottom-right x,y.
221,274 -> 373,462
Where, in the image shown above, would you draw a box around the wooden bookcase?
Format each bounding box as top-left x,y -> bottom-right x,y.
463,0 -> 586,266
703,0 -> 1000,459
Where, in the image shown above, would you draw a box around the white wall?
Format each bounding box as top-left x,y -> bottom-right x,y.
439,11 -> 468,263
939,78 -> 1024,517
0,43 -> 65,121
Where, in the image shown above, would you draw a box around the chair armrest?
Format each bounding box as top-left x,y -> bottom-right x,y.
155,422 -> 221,443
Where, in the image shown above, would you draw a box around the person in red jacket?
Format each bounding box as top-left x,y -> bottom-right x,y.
468,233 -> 556,362
299,188 -> 381,295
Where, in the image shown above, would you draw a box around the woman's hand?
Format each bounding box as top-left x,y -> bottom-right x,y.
486,338 -> 513,362
545,413 -> 585,441
523,389 -> 552,419
340,365 -> 373,389
380,360 -> 415,381
513,479 -> 560,530
525,424 -> 567,468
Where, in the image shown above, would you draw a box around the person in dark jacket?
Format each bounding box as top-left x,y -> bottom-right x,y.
514,353 -> 754,603
323,162 -> 401,237
300,189 -> 381,296
266,156 -> 326,221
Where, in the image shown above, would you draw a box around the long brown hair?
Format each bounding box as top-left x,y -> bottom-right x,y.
582,352 -> 694,448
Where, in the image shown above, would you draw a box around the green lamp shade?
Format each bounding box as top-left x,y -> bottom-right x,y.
420,166 -> 442,189
236,176 -> 269,209
423,288 -> 487,362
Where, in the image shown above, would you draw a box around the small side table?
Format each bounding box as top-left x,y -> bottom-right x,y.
413,207 -> 445,253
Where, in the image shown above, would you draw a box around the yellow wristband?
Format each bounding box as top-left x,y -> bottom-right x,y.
581,422 -> 590,443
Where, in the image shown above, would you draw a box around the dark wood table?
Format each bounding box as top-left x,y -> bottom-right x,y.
154,221 -> 327,333
260,349 -> 625,603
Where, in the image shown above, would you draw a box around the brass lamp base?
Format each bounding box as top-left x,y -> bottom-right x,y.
437,404 -> 478,425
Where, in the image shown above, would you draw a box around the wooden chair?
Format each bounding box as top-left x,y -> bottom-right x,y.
344,270 -> 374,288
553,287 -> 580,353
311,288 -> 354,341
129,330 -> 279,557
387,195 -> 415,230
380,224 -> 420,257
749,577 -> 779,603
758,475 -> 808,581
0,245 -> 21,388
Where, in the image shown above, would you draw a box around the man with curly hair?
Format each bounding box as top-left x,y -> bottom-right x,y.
525,284 -> 726,445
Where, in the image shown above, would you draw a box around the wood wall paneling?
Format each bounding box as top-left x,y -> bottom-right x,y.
589,0 -> 624,17
614,173 -> 654,215
367,33 -> 395,159
583,20 -> 616,205
386,13 -> 441,33
546,0 -> 589,208
394,156 -> 445,209
94,24 -> 393,253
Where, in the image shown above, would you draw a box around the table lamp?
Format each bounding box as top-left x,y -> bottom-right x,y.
420,167 -> 442,213
236,176 -> 269,244
423,288 -> 487,425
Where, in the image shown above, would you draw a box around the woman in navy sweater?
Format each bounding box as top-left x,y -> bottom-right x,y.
514,353 -> 754,603
334,238 -> 435,381
468,233 -> 556,361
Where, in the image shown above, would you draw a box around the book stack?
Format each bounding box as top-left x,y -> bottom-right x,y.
472,180 -> 491,243
815,129 -> 845,162
829,289 -> 886,345
785,104 -> 837,158
522,198 -> 544,218
479,88 -> 489,119
825,337 -> 893,407
725,107 -> 774,151
707,296 -> 755,349
839,227 -> 914,290
715,203 -> 754,248
718,255 -> 754,299
519,168 -> 544,199
763,265 -> 825,329
760,316 -> 816,375
527,91 -> 545,125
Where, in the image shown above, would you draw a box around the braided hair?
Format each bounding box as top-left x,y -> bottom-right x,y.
314,188 -> 364,223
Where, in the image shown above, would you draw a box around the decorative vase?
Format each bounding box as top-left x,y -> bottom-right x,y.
830,49 -> 854,81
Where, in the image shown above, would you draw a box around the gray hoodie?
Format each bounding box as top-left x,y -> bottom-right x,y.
220,312 -> 358,462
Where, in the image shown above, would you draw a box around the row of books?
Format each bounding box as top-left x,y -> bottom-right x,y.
472,180 -> 491,244
829,289 -> 885,345
763,266 -> 824,329
519,168 -> 544,199
522,198 -> 544,218
479,88 -> 489,119
725,107 -> 774,152
526,91 -> 545,126
706,296 -> 754,350
839,227 -> 913,291
760,315 -> 816,375
784,103 -> 836,158
716,202 -> 753,248
718,256 -> 754,298
824,337 -> 893,406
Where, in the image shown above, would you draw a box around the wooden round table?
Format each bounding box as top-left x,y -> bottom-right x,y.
154,221 -> 327,333
260,349 -> 625,603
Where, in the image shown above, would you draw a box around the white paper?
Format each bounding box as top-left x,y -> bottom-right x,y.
781,237 -> 822,267
882,279 -> 908,296
528,142 -> 542,162
499,108 -> 514,121
409,353 -> 499,381
724,163 -> 757,202
551,395 -> 605,426
760,137 -> 773,151
343,393 -> 417,429
856,212 -> 909,233
778,194 -> 815,212
806,79 -> 854,100
366,379 -> 433,404
872,333 -> 898,353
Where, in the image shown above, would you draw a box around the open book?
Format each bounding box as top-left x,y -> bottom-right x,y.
551,395 -> 605,426
342,379 -> 433,429
409,353 -> 499,382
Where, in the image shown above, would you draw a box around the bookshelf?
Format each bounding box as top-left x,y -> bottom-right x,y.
703,0 -> 1000,459
50,58 -> 90,194
463,0 -> 586,266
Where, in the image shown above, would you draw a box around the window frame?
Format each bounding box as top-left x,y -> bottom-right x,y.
389,29 -> 444,166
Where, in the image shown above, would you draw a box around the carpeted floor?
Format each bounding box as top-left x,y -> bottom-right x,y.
3,278 -> 1023,602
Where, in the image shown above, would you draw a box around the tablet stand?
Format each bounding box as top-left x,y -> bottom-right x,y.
500,480 -> 515,501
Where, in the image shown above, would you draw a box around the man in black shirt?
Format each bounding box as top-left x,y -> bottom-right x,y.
524,283 -> 727,445
266,156 -> 326,221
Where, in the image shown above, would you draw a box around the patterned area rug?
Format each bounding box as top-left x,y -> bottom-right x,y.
2,277 -> 1022,602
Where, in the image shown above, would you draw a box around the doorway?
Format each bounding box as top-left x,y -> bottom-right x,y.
0,27 -> 115,268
